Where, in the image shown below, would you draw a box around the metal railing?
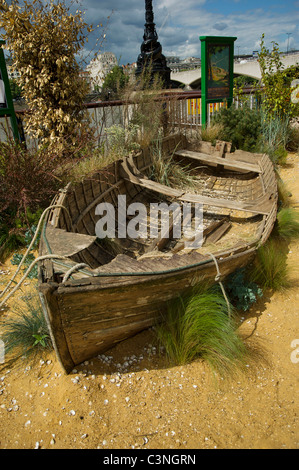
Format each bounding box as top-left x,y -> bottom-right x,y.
0,87 -> 259,146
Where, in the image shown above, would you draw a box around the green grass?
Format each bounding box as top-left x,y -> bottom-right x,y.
0,291 -> 52,368
155,284 -> 253,378
277,176 -> 293,208
250,238 -> 291,291
275,207 -> 299,241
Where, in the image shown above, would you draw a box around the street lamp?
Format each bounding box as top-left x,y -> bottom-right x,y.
286,33 -> 292,54
136,0 -> 171,88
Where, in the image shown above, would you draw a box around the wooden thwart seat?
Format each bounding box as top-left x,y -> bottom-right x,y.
45,226 -> 97,257
174,149 -> 262,174
122,173 -> 273,216
180,192 -> 274,215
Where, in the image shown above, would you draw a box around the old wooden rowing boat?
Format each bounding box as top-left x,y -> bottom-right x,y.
38,134 -> 278,373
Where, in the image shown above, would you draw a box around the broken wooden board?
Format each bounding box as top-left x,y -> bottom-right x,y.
180,192 -> 274,216
204,220 -> 232,244
174,149 -> 262,174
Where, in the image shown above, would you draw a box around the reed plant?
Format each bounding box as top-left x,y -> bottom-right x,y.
155,284 -> 253,378
120,66 -> 169,148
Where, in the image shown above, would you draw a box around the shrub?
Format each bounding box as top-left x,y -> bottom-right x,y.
0,139 -> 60,259
225,268 -> 263,312
258,34 -> 298,120
105,124 -> 141,158
0,132 -> 97,259
212,105 -> 262,152
0,0 -> 94,150
0,139 -> 61,217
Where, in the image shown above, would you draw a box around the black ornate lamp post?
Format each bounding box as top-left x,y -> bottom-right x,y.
136,0 -> 171,88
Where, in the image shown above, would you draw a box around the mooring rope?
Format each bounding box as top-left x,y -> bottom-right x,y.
0,204 -> 72,303
0,254 -> 69,309
207,252 -> 232,319
62,263 -> 90,283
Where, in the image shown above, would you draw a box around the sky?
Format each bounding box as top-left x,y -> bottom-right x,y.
1,0 -> 298,66
80,0 -> 299,66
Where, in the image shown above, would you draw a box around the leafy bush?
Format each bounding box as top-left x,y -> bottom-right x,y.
0,0 -> 93,150
105,124 -> 141,158
258,34 -> 298,120
212,105 -> 262,152
225,268 -> 263,312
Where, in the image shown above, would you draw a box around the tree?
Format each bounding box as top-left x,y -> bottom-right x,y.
9,78 -> 23,100
258,34 -> 298,119
101,65 -> 129,100
0,0 -> 94,150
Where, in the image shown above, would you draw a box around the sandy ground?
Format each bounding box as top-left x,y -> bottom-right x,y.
0,154 -> 298,451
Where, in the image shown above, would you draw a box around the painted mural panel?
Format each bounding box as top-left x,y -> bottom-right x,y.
207,44 -> 230,100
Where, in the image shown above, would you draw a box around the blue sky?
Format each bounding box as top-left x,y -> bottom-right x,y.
1,1 -> 298,66
80,0 -> 299,65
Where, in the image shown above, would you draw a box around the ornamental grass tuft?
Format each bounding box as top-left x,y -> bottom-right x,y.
155,283 -> 254,378
0,290 -> 52,369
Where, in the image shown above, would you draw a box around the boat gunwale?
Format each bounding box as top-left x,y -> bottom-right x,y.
37,134 -> 278,373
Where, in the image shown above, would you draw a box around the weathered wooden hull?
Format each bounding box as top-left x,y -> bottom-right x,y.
38,134 -> 278,373
39,247 -> 255,373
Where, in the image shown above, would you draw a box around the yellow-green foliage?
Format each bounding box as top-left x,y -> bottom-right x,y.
0,0 -> 95,150
258,34 -> 298,119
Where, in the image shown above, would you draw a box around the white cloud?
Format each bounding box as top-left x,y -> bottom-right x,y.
70,1 -> 299,64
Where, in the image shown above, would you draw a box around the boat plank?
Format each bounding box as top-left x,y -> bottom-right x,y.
45,226 -> 96,257
174,149 -> 262,173
180,192 -> 274,215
